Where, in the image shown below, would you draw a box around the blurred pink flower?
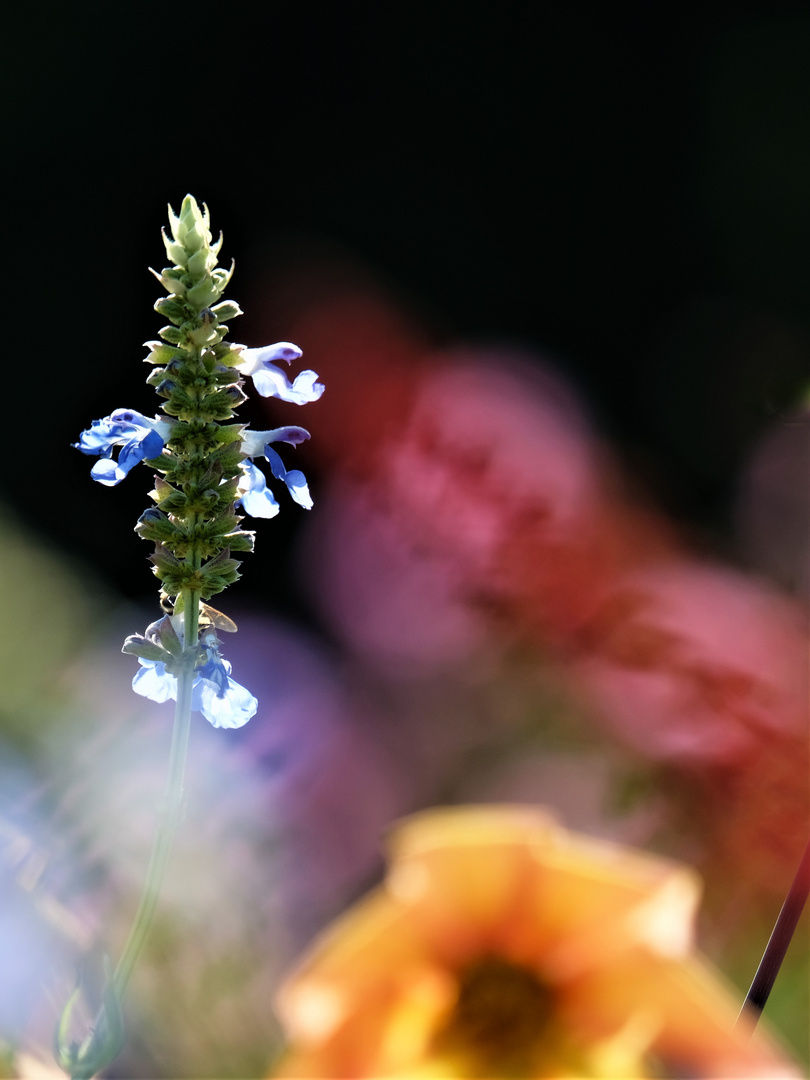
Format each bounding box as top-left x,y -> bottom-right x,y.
252,268 -> 678,660
571,559 -> 808,765
304,346 -> 630,667
569,558 -> 809,895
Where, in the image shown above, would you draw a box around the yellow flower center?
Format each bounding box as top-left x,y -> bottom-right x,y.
430,956 -> 556,1076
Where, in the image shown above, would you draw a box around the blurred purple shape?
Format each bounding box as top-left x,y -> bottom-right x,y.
203,617 -> 412,939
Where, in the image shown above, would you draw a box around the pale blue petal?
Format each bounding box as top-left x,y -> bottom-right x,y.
281,469 -> 313,510
199,677 -> 258,729
90,458 -> 122,485
240,487 -> 280,518
132,659 -> 177,703
130,640 -> 257,729
264,447 -> 313,510
240,426 -> 311,457
236,461 -> 280,519
241,342 -> 303,370
250,365 -> 325,404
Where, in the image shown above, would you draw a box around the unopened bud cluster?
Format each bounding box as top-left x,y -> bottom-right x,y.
140,198 -> 253,600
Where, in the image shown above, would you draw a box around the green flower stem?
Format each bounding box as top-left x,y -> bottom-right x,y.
61,590 -> 202,1080
112,586 -> 200,998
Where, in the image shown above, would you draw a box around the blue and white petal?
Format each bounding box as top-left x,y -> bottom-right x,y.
251,366 -> 324,404
264,446 -> 313,510
236,461 -> 281,519
198,670 -> 258,729
195,637 -> 258,728
236,342 -> 324,404
132,658 -> 177,703
240,426 -> 311,457
197,653 -> 231,696
90,458 -> 127,485
75,409 -> 173,486
238,342 -> 303,372
132,647 -> 257,729
239,428 -> 314,513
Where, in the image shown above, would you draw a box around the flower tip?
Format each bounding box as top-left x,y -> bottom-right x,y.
241,342 -> 303,368
180,193 -> 200,217
274,342 -> 304,364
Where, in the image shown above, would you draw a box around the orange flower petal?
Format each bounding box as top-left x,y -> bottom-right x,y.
272,806 -> 800,1078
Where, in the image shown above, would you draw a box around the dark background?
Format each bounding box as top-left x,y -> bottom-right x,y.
4,2 -> 809,610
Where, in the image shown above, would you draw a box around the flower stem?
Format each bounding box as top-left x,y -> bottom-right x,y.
59,589 -> 203,1079
113,588 -> 200,997
737,834 -> 810,1029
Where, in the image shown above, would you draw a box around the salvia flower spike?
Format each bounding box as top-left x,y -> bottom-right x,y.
59,196 -> 323,1078
73,193 -> 323,724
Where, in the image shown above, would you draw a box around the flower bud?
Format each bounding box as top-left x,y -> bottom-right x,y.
212,263 -> 234,291
186,322 -> 219,346
154,296 -> 188,325
160,267 -> 189,296
135,507 -> 183,545
187,247 -> 212,280
166,204 -> 184,242
161,228 -> 188,267
143,341 -> 182,365
210,300 -> 242,323
178,200 -> 210,254
186,277 -> 221,309
158,325 -> 187,345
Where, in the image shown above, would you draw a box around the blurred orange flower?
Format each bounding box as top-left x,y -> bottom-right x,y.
272,806 -> 797,1078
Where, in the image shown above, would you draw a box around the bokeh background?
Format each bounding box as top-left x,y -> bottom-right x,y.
2,3 -> 809,1076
